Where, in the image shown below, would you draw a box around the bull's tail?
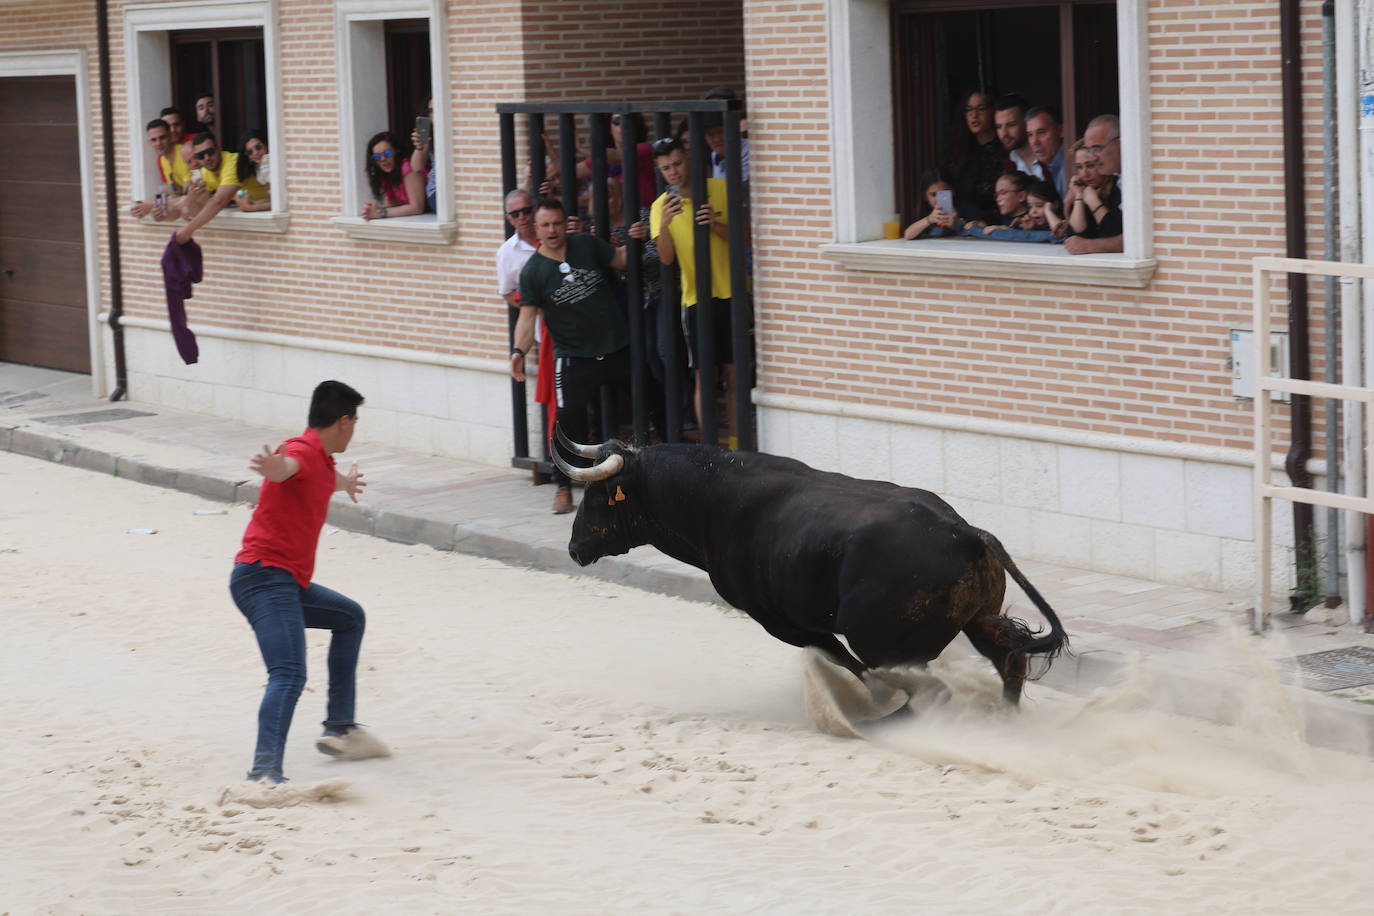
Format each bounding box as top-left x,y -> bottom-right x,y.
973,528 -> 1070,663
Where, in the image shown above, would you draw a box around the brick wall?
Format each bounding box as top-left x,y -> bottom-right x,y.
0,0 -> 1338,460
744,0 -> 1335,456
0,0 -> 744,386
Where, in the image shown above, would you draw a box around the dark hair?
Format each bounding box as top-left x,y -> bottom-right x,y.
236,129 -> 268,184
364,131 -> 406,201
159,106 -> 183,119
534,196 -> 566,216
183,121 -> 210,142
145,118 -> 170,133
190,131 -> 216,150
308,380 -> 364,429
195,91 -> 214,104
920,166 -> 956,191
917,166 -> 956,216
611,111 -> 645,148
993,93 -> 1030,119
997,171 -> 1033,192
651,136 -> 684,159
704,86 -> 737,101
1024,105 -> 1062,127
1026,178 -> 1060,205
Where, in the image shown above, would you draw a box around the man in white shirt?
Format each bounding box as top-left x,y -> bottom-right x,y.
496,189 -> 538,307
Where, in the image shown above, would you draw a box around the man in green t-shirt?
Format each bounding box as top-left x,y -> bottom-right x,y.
511,198 -> 631,514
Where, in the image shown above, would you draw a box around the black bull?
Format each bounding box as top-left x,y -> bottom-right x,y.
553,430 -> 1068,708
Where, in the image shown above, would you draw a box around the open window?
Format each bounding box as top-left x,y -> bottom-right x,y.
892,1 -> 1117,223
124,0 -> 287,233
823,0 -> 1153,288
169,28 -> 267,150
332,0 -> 454,244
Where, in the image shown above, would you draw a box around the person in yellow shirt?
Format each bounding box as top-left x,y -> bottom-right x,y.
128,118 -> 190,221
175,131 -> 261,243
649,135 -> 747,446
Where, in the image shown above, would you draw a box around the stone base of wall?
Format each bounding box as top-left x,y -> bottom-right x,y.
123,325 -> 541,466
758,399 -> 1306,594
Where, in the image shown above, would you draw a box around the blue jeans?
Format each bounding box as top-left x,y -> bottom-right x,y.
229,561 -> 366,781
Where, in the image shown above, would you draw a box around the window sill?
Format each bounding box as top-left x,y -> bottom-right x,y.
138,209 -> 291,235
332,215 -> 458,246
820,239 -> 1157,289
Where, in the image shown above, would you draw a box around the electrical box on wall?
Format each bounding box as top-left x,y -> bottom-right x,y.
1230,328 -> 1290,402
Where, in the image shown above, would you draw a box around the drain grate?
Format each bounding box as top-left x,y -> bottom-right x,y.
1281,646 -> 1374,691
34,408 -> 156,426
0,391 -> 50,408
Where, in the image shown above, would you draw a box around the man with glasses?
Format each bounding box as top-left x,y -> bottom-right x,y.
1066,114 -> 1124,255
174,131 -> 261,243
497,189 -> 538,308
129,118 -> 190,220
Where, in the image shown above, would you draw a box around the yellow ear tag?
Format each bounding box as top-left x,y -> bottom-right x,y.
614,485 -> 626,503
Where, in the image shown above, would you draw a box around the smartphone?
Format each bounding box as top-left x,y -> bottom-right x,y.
936,190 -> 954,214
666,183 -> 681,203
415,115 -> 432,147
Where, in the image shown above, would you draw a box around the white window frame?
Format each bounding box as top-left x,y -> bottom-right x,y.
331,0 -> 455,245
821,0 -> 1155,289
124,0 -> 289,234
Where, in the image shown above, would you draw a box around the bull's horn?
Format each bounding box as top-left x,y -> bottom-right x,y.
551,448 -> 624,483
554,424 -> 602,459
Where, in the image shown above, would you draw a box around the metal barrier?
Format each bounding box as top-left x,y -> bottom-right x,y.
1253,256 -> 1374,631
495,99 -> 755,479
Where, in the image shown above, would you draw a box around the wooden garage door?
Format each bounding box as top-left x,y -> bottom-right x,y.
0,75 -> 89,373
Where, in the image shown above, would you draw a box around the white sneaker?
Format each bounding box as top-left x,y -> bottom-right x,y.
315,727 -> 391,760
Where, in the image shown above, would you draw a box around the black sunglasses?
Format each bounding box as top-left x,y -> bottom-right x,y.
192,147 -> 217,160
506,206 -> 533,218
610,116 -> 622,125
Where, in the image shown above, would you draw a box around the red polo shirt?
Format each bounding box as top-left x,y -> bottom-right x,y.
235,427 -> 336,587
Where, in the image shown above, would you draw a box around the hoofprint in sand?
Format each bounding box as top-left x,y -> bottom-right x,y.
4,450 -> 1374,915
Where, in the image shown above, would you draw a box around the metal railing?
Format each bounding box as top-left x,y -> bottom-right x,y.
496,100 -> 754,478
1253,256 -> 1374,631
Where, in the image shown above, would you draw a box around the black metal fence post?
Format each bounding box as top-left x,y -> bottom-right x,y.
618,110 -> 649,445
724,109 -> 755,451
500,112 -> 529,461
653,110 -> 683,444
687,110 -> 718,448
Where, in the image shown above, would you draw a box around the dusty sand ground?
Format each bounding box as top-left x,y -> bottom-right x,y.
4,450 -> 1374,915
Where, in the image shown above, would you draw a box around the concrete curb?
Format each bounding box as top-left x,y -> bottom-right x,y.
0,422 -> 721,608
5,423 -> 1373,756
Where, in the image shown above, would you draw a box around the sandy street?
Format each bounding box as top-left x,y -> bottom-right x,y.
3,450 -> 1374,915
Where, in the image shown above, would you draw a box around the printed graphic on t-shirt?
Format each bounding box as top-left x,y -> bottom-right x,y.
548,266 -> 605,309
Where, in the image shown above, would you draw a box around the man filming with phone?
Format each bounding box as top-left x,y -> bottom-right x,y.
410,98 -> 436,213
650,135 -> 747,449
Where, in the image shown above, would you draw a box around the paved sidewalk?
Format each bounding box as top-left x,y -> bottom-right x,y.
6,362 -> 1374,750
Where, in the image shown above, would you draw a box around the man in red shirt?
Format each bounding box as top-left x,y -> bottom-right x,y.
229,380 -> 388,784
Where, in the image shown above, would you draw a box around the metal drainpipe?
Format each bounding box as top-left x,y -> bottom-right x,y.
1322,0 -> 1342,609
1335,0 -> 1365,626
1280,0 -> 1316,612
96,0 -> 128,402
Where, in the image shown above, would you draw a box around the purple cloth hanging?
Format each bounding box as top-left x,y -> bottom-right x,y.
161,233 -> 202,365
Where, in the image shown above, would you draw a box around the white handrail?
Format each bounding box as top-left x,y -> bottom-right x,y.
1253,257 -> 1374,632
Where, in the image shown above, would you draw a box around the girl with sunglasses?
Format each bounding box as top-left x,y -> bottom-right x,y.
361,130 -> 427,221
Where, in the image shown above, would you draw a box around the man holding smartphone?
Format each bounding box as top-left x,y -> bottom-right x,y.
650,135 -> 745,448
410,97 -> 436,213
